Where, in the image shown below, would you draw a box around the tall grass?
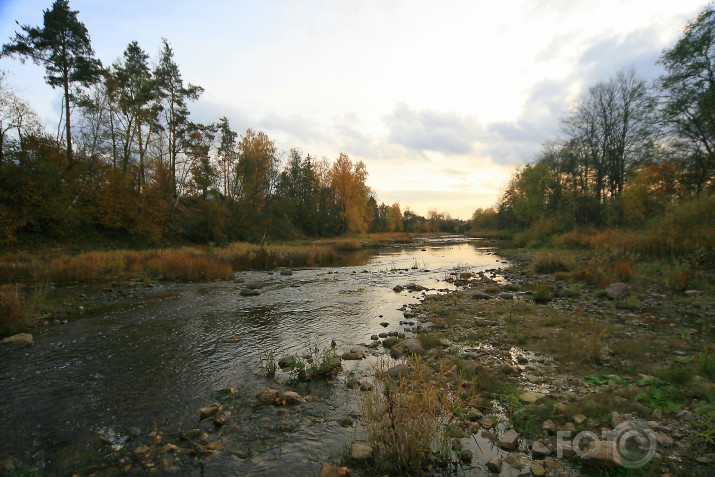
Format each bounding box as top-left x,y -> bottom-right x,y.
0,239 -> 373,286
362,357 -> 465,474
0,284 -> 30,336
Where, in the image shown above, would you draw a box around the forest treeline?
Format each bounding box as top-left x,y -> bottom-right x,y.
0,1 -> 465,247
471,5 -> 715,258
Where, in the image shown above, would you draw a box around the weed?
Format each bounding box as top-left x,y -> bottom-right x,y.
258,348 -> 279,377
362,357 -> 464,475
530,251 -> 577,274
532,283 -> 552,304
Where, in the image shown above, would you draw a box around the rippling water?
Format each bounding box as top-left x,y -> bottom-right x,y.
0,239 -> 507,476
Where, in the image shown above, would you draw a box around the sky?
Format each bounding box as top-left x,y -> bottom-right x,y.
0,0 -> 708,219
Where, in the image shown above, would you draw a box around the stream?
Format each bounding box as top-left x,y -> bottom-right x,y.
0,237 -> 509,476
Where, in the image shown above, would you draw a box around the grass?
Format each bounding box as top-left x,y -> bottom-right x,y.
0,284 -> 29,336
361,357 -> 467,475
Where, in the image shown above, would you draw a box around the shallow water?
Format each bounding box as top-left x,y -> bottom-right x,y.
0,238 -> 508,476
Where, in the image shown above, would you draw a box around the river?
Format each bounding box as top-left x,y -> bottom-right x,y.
0,237 -> 508,476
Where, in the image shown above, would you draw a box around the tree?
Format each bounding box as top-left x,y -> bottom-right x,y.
154,38 -> 203,197
112,41 -> 158,188
329,153 -> 370,234
659,5 -> 715,194
1,0 -> 102,164
217,117 -> 237,198
0,79 -> 43,164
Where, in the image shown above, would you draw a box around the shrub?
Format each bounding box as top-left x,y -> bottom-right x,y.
530,252 -> 577,274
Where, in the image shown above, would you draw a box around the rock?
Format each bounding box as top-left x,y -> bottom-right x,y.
221,336 -> 241,343
696,453 -> 715,464
655,431 -> 674,446
486,456 -> 502,473
358,379 -> 373,391
199,405 -> 220,420
245,281 -> 265,289
318,463 -> 350,477
572,413 -> 587,425
341,348 -> 365,360
532,441 -> 551,458
504,453 -> 524,468
337,416 -> 353,427
278,355 -> 298,369
385,364 -> 411,378
279,269 -> 293,276
390,338 -> 424,357
580,440 -> 624,467
472,291 -> 492,300
256,388 -> 305,406
499,292 -> 514,300
516,355 -> 529,364
676,409 -> 693,422
530,461 -> 546,476
605,283 -> 629,300
1,333 -> 33,346
520,391 -> 546,403
350,441 -> 372,460
459,449 -> 473,462
406,283 -> 427,292
256,388 -> 282,405
541,419 -> 556,435
393,285 -> 404,293
370,334 -> 379,340
381,336 -> 400,348
281,391 -> 307,405
499,429 -> 519,450
240,288 -> 261,296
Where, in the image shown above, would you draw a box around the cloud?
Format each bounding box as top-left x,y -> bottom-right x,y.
383,103 -> 486,156
578,29 -> 666,82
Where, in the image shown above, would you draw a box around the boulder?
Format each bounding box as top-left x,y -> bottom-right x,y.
317,463 -> 349,477
385,364 -> 411,378
199,405 -> 220,420
605,283 -> 629,300
530,461 -> 546,476
532,441 -> 551,458
393,285 -> 404,293
240,288 -> 261,296
245,281 -> 266,290
279,269 -> 293,276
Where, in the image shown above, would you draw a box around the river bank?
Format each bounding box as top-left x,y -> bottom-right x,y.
342,248 -> 715,476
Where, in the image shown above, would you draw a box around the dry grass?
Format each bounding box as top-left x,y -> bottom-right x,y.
0,284 -> 29,336
362,357 -> 465,474
0,238 -> 374,286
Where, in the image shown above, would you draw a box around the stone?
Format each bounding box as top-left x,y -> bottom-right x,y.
318,463 -> 349,477
350,441 -> 372,460
481,416 -> 495,428
485,456 -> 502,473
341,349 -> 365,360
580,440 -> 624,467
499,429 -> 519,450
221,336 -> 241,343
459,449 -> 473,463
240,288 -> 261,296
655,431 -> 674,447
541,419 -> 556,435
499,292 -> 514,300
245,281 -> 265,289
199,405 -> 220,420
530,461 -> 546,476
385,364 -> 411,378
676,409 -> 694,422
696,453 -> 715,464
472,291 -> 492,300
572,413 -> 587,425
1,333 -> 33,346
280,391 -> 307,405
382,336 -> 400,348
605,283 -> 629,300
279,269 -> 293,276
531,441 -> 551,458
393,285 -> 404,293
278,355 -> 298,369
504,453 -> 524,468
390,338 -> 424,357
520,391 -> 546,403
